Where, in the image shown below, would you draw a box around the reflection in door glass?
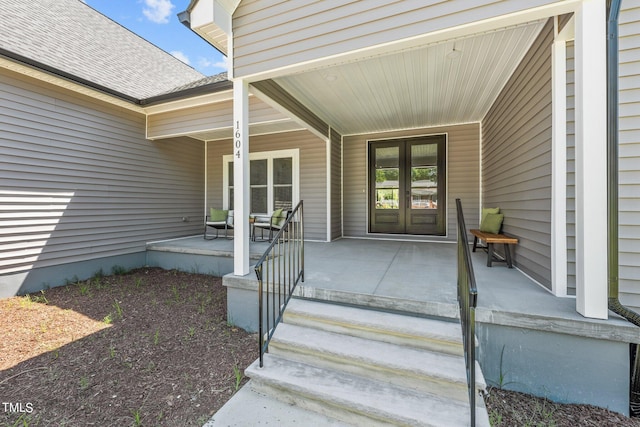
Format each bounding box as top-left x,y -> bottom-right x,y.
375,147 -> 399,209
411,144 -> 437,209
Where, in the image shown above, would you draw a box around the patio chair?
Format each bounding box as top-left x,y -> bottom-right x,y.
204,209 -> 234,240
252,208 -> 289,242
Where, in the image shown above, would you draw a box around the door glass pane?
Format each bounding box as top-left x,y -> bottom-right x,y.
375,146 -> 399,209
411,144 -> 437,209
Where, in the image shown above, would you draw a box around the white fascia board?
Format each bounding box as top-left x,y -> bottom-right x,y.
0,57 -> 144,114
235,1 -> 581,82
190,0 -> 233,50
143,90 -> 235,115
190,0 -> 231,34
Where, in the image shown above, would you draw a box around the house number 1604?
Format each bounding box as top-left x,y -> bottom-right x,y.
235,121 -> 242,158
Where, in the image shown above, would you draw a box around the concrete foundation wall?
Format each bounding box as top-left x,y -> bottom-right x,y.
0,252 -> 146,298
145,250 -> 234,277
477,323 -> 630,416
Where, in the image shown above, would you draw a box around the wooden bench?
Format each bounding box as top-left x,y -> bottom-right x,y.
470,229 -> 518,268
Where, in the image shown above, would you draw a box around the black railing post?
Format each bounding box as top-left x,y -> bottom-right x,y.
456,199 -> 478,427
255,201 -> 305,368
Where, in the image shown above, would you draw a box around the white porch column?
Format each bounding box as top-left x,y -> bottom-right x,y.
574,0 -> 608,319
551,34 -> 568,297
233,79 -> 250,276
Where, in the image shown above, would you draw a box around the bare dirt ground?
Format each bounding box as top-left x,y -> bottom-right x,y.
484,386 -> 640,426
1,267 -> 639,426
0,268 -> 256,426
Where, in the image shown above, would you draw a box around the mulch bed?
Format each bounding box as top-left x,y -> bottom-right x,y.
0,268 -> 256,426
484,386 -> 640,427
3,267 -> 640,426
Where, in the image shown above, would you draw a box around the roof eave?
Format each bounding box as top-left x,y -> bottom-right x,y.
141,79 -> 233,106
1,47 -> 233,113
0,47 -> 140,104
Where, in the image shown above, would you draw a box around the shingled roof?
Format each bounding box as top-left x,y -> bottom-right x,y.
0,0 -> 208,100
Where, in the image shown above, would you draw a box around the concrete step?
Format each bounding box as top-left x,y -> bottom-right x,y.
246,354 -> 490,427
203,383 -> 353,426
269,322 -> 485,401
283,298 -> 464,356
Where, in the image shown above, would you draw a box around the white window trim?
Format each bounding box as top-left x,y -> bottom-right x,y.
223,148 -> 300,214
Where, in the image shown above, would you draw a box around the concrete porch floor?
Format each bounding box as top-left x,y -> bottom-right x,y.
147,235 -> 636,340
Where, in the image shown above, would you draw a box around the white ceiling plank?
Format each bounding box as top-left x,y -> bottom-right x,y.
274,21 -> 546,135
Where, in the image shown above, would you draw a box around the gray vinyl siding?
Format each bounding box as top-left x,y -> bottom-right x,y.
343,123 -> 480,240
0,69 -> 205,278
232,0 -> 568,78
205,130 -> 328,241
330,127 -> 342,240
566,42 -> 576,294
147,96 -> 288,140
482,20 -> 553,288
619,2 -> 640,309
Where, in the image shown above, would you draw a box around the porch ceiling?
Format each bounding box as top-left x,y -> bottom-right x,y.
272,21 -> 546,136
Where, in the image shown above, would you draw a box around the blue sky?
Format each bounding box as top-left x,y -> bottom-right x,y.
84,0 -> 227,76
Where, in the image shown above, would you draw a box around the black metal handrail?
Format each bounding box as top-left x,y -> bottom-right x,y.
456,198 -> 478,427
255,200 -> 304,368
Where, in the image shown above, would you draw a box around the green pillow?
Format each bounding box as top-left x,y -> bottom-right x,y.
209,208 -> 228,222
481,207 -> 500,224
480,213 -> 504,234
271,208 -> 285,226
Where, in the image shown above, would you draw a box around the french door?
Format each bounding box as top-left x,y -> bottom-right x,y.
369,135 -> 446,235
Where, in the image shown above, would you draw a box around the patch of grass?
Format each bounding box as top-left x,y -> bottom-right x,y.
526,398 -> 558,427
79,376 -> 90,390
489,411 -> 503,425
153,329 -> 160,346
233,364 -> 243,391
197,291 -> 213,315
490,345 -> 515,389
109,345 -> 116,358
131,409 -> 142,427
170,285 -> 181,304
102,314 -> 113,325
31,290 -> 49,305
12,413 -> 34,427
112,300 -> 123,319
66,275 -> 80,286
19,291 -> 49,308
18,295 -> 35,309
77,281 -> 91,296
112,265 -> 128,276
185,326 -> 196,340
